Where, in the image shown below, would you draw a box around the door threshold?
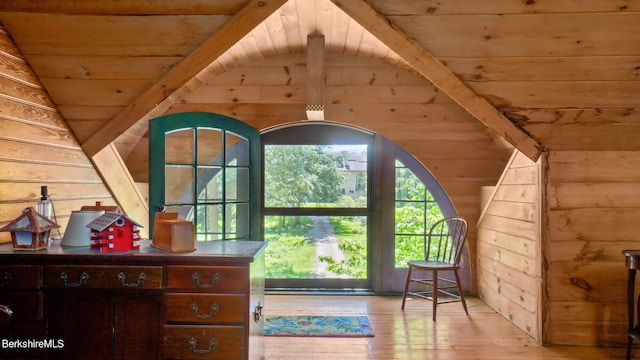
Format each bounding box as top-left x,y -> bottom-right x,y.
266,288 -> 375,296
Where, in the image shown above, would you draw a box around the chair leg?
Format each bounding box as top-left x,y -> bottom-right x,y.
401,267 -> 413,310
454,270 -> 469,315
432,271 -> 438,321
628,335 -> 633,360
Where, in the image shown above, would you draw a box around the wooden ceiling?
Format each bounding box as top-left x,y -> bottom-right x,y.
1,0 -> 639,168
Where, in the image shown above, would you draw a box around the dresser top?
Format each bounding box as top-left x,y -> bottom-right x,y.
0,239 -> 267,264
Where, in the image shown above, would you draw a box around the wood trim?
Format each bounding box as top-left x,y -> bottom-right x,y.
330,0 -> 542,161
80,0 -> 289,157
539,151 -> 550,346
477,148 -> 518,226
90,143 -> 149,237
535,151 -> 545,346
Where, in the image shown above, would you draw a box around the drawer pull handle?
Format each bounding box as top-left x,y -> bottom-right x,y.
254,302 -> 263,322
118,272 -> 147,287
191,272 -> 220,288
0,272 -> 12,287
189,337 -> 217,354
191,302 -> 219,319
60,272 -> 89,287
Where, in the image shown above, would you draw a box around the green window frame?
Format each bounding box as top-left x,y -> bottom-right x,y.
148,112 -> 261,240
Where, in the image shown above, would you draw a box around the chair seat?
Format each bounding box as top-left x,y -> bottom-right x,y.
407,259 -> 457,271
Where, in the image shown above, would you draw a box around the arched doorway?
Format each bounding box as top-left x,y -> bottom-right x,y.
148,114 -> 464,293
261,122 -> 461,293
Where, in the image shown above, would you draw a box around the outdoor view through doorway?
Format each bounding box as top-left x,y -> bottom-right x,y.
264,144 -> 368,280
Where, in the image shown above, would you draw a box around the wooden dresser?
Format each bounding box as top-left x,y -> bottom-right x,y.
0,240 -> 266,360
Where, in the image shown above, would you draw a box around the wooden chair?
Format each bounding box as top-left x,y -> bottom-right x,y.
401,216 -> 469,321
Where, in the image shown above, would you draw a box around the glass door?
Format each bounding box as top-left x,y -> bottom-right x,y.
149,112 -> 261,240
262,123 -> 374,291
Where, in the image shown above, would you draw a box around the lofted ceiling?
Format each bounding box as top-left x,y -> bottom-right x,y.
1,0 -> 639,178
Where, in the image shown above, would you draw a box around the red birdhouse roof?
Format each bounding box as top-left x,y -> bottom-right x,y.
86,212 -> 143,232
0,207 -> 59,233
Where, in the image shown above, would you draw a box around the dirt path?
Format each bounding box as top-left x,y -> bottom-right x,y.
306,216 -> 346,278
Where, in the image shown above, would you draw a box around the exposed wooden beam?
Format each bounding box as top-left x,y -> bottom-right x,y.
306,35 -> 325,121
330,0 -> 543,161
90,143 -> 149,237
81,0 -> 288,157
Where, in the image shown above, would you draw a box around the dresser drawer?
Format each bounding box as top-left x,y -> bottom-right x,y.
164,293 -> 246,323
45,265 -> 98,288
166,266 -> 247,292
44,265 -> 162,289
102,266 -> 162,289
0,265 -> 41,289
0,291 -> 43,321
163,325 -> 245,359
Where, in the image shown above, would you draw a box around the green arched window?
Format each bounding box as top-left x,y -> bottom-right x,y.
149,112 -> 261,240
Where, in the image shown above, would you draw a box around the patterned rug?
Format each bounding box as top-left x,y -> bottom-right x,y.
264,315 -> 374,337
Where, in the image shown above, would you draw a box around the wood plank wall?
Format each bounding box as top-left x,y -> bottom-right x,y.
164,53 -> 512,292
544,151 -> 636,346
0,24 -> 117,243
477,150 -> 541,342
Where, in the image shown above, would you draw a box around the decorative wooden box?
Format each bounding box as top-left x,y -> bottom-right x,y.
151,212 -> 195,253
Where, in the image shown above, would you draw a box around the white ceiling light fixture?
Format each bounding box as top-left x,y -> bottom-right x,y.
306,104 -> 325,121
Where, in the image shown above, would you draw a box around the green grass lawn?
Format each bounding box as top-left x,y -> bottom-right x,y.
264,216 -> 316,278
264,215 -> 367,279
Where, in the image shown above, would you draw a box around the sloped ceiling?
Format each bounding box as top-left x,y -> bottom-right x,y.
1,0 -> 640,167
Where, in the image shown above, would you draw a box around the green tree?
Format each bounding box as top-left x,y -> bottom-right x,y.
264,145 -> 346,232
394,161 -> 443,267
264,145 -> 345,207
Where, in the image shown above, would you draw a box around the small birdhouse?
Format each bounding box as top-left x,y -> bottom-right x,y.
87,212 -> 143,252
0,207 -> 60,250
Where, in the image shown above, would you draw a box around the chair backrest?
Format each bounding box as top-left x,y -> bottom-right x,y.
424,217 -> 468,265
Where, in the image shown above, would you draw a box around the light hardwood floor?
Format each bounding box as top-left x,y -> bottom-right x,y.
263,294 -> 626,359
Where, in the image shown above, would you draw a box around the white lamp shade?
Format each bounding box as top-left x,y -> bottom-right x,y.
62,210 -> 104,247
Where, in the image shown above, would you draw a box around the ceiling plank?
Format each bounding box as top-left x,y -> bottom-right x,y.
0,0 -> 248,15
330,0 -> 542,161
81,0 -> 289,157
